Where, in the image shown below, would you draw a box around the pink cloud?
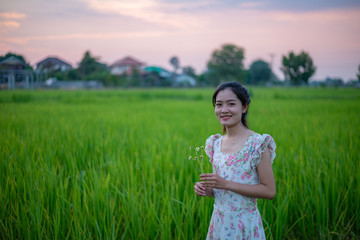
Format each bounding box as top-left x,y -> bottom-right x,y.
0,12 -> 26,20
0,21 -> 20,28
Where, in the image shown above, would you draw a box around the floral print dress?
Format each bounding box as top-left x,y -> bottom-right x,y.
205,133 -> 276,240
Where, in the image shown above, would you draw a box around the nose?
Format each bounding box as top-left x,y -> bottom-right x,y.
221,106 -> 229,113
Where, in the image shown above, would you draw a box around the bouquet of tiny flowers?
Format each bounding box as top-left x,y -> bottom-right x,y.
188,146 -> 206,173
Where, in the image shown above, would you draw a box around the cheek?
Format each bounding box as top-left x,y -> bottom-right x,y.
215,111 -> 222,119
232,106 -> 243,114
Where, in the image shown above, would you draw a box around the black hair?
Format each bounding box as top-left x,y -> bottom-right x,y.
212,81 -> 251,128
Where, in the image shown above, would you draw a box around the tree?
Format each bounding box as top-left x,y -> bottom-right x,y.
357,64 -> 360,81
182,66 -> 196,78
281,51 -> 316,85
77,50 -> 106,79
130,68 -> 142,87
207,43 -> 245,86
247,59 -> 271,85
169,56 -> 180,73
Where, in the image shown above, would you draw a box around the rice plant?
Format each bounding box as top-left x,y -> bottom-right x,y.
0,88 -> 359,239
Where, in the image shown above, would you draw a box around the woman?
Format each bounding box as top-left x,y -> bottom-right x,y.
194,81 -> 276,239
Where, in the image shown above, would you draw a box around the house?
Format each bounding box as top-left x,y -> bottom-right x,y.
143,66 -> 196,87
173,74 -> 196,87
142,66 -> 172,86
143,66 -> 171,78
36,56 -> 72,73
0,56 -> 33,89
0,56 -> 26,70
110,56 -> 145,75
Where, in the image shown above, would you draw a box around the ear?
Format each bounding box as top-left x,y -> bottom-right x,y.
242,104 -> 248,113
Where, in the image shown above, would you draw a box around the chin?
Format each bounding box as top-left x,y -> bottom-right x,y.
221,122 -> 231,127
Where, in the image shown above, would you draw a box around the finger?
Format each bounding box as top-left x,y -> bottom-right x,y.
194,183 -> 205,191
200,173 -> 213,178
195,187 -> 206,196
202,181 -> 216,187
196,189 -> 205,195
195,181 -> 204,186
202,180 -> 216,184
200,176 -> 215,181
195,182 -> 205,189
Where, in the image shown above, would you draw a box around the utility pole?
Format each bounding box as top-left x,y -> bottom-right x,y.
269,53 -> 275,82
269,53 -> 275,72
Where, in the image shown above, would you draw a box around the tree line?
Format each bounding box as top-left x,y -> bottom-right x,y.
2,44 -> 359,87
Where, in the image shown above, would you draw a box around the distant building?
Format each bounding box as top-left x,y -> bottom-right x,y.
173,74 -> 196,87
142,66 -> 171,86
110,56 -> 145,75
0,56 -> 26,71
36,56 -> 72,73
46,80 -> 103,89
0,56 -> 33,89
143,66 -> 197,87
144,66 -> 171,78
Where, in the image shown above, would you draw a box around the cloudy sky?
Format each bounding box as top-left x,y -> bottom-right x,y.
1,0 -> 359,81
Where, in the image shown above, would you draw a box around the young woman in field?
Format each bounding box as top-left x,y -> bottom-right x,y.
194,81 -> 276,239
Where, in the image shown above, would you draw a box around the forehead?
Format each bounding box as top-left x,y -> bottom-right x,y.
216,88 -> 239,101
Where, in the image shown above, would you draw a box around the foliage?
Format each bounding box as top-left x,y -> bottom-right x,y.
196,73 -> 210,86
207,44 -> 245,86
357,64 -> 360,81
51,69 -> 79,81
130,68 -> 142,87
77,50 -> 107,79
247,59 -> 271,85
0,52 -> 33,70
182,66 -> 197,78
170,56 -> 180,73
143,71 -> 171,87
281,51 -> 316,85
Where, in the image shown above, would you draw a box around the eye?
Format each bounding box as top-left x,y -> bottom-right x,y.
215,103 -> 222,107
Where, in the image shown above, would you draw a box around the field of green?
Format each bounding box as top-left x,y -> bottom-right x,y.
0,87 -> 359,239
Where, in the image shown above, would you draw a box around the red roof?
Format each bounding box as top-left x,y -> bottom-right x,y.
110,56 -> 145,68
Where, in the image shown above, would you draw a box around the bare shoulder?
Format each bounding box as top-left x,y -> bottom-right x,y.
246,129 -> 257,138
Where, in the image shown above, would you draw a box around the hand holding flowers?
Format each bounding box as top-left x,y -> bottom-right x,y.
194,181 -> 214,197
200,173 -> 228,190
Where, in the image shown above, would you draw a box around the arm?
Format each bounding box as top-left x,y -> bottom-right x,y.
200,148 -> 276,199
194,182 -> 215,198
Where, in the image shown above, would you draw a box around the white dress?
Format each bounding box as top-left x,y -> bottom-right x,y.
204,133 -> 276,240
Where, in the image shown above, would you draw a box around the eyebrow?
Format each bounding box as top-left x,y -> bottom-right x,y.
216,99 -> 237,103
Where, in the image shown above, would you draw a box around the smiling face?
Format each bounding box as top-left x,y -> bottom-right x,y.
215,88 -> 248,128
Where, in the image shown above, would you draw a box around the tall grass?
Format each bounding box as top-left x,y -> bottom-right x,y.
0,88 -> 359,239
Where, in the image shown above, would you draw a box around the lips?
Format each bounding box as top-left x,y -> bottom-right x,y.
221,115 -> 231,120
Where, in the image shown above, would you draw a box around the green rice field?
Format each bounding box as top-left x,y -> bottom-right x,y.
0,87 -> 359,239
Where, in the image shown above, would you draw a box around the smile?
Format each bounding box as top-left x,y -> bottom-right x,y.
221,116 -> 231,120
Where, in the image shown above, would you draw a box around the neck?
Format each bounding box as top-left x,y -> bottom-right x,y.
225,123 -> 247,138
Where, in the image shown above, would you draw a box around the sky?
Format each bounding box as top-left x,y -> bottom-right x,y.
1,0 -> 360,81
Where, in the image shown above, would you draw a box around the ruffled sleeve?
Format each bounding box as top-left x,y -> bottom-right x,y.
251,134 -> 276,168
205,134 -> 221,164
